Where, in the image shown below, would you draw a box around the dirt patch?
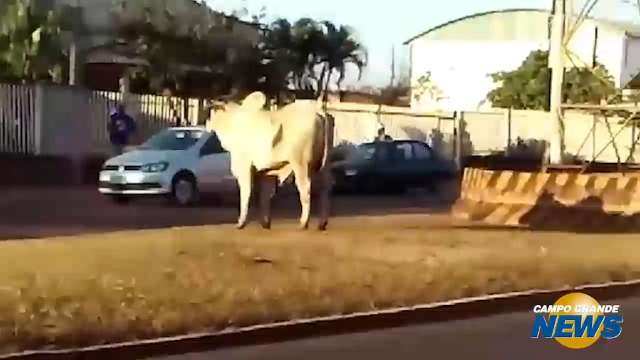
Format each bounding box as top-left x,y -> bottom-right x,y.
0,218 -> 639,355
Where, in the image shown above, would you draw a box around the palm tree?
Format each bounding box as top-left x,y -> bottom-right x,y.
261,18 -> 322,93
0,0 -> 67,83
315,21 -> 367,104
261,18 -> 367,104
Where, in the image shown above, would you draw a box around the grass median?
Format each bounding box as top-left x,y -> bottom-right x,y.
1,214 -> 640,354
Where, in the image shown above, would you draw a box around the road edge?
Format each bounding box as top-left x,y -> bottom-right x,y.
3,279 -> 640,360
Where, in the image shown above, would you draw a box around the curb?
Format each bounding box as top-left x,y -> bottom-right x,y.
3,279 -> 640,360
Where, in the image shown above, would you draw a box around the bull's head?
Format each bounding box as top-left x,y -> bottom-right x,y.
207,92 -> 273,152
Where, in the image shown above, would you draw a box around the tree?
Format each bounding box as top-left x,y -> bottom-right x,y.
0,0 -> 67,83
315,21 -> 367,103
412,72 -> 445,104
379,69 -> 411,106
260,18 -> 367,103
487,50 -> 616,110
261,18 -> 324,94
112,0 -> 229,95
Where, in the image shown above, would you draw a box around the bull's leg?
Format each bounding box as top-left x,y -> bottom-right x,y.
236,168 -> 253,229
259,175 -> 276,230
317,167 -> 332,231
293,167 -> 312,230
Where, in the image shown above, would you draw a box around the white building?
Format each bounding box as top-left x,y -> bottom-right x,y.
405,8 -> 640,111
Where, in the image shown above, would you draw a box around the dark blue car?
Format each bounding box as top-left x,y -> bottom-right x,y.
331,140 -> 457,194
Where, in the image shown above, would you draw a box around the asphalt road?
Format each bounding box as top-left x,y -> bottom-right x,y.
152,295 -> 640,360
0,185 -> 457,240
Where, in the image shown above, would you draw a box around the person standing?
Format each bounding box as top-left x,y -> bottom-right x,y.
108,103 -> 136,156
376,127 -> 392,142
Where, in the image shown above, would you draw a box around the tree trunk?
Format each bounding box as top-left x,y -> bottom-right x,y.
317,64 -> 328,99
322,68 -> 332,111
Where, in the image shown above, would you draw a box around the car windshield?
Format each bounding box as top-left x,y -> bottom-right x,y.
139,129 -> 204,151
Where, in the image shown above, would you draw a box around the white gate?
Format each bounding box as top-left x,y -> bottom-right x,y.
0,84 -> 36,154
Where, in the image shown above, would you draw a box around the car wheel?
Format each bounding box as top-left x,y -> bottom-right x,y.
424,180 -> 437,193
425,173 -> 447,193
389,184 -> 407,195
109,195 -> 131,205
361,177 -> 380,194
171,174 -> 199,207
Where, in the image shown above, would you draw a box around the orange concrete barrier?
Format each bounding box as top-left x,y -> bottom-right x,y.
452,167 -> 640,232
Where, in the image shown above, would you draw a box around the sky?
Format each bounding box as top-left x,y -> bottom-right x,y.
205,0 -> 640,88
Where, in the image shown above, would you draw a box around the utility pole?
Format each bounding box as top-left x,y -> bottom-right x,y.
68,0 -> 81,86
69,39 -> 78,86
548,0 -> 566,164
390,45 -> 396,88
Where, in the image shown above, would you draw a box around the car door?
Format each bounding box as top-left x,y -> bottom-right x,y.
195,133 -> 232,192
411,142 -> 438,182
388,142 -> 418,185
371,142 -> 394,178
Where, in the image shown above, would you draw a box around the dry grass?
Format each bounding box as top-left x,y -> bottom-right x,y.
1,215 -> 640,354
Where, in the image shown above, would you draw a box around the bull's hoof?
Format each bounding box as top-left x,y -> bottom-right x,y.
261,221 -> 272,230
298,223 -> 309,231
236,222 -> 247,230
317,222 -> 328,231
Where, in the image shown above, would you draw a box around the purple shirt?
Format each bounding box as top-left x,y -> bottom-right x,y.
108,112 -> 136,145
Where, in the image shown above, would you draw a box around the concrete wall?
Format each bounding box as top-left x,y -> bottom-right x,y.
327,104 -> 640,165
37,85 -> 93,158
4,82 -> 638,168
463,111 -> 508,155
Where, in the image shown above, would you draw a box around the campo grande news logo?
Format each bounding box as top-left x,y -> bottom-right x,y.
530,292 -> 623,349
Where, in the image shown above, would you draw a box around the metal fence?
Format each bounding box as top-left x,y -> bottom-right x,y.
0,82 -> 205,156
14,83 -> 624,162
0,84 -> 36,154
88,91 -> 195,153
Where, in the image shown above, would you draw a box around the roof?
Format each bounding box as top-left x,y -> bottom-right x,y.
404,9 -> 546,44
404,8 -> 640,44
592,17 -> 640,37
85,45 -> 150,66
168,126 -> 209,132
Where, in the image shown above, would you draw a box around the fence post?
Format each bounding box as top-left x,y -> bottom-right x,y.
631,120 -> 637,162
455,111 -> 464,171
505,108 -> 512,156
182,97 -> 189,126
592,114 -> 597,161
33,83 -> 45,155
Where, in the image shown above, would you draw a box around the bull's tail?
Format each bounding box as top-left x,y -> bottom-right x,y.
321,112 -> 335,168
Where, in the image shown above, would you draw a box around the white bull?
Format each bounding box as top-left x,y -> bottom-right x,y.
208,92 -> 335,230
